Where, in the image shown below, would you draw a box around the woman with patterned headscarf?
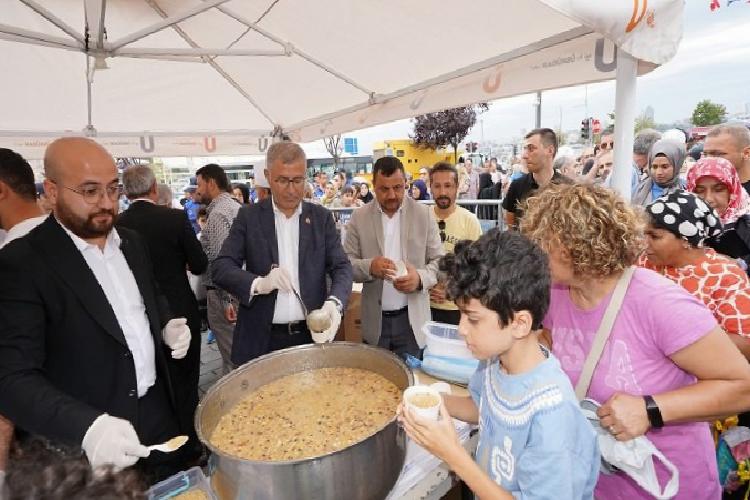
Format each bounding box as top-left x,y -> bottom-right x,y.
688,157 -> 750,269
638,190 -> 750,355
632,139 -> 686,206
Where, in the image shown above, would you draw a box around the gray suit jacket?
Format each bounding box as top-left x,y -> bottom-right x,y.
344,197 -> 444,347
212,199 -> 353,364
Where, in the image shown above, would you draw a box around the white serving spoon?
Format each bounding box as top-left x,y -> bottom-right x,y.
148,435 -> 188,453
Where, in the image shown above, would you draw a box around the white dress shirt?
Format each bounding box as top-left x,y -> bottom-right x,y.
381,208 -> 408,311
60,223 -> 157,397
0,214 -> 48,250
270,200 -> 305,323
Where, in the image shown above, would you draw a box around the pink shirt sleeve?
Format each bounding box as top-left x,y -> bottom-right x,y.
644,277 -> 718,357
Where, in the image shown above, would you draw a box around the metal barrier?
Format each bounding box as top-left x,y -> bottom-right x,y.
326,198 -> 506,234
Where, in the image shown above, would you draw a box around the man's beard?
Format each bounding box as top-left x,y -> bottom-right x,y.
435,196 -> 452,209
56,203 -> 116,239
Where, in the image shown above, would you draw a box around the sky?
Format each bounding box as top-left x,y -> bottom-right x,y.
300,1 -> 750,158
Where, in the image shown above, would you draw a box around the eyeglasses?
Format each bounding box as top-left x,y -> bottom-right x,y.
52,181 -> 122,205
273,177 -> 306,188
438,220 -> 446,242
600,142 -> 614,149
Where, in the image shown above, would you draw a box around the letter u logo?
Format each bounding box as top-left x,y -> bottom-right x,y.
139,135 -> 155,153
258,137 -> 269,152
482,68 -> 502,94
203,136 -> 216,153
594,38 -> 617,73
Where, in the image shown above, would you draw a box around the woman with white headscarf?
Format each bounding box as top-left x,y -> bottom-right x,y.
632,139 -> 686,206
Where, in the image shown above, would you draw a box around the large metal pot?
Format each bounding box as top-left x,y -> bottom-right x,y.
195,342 -> 413,500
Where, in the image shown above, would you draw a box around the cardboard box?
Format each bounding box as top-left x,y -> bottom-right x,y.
336,290 -> 362,343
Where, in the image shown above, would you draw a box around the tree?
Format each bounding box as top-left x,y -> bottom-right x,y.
323,134 -> 343,169
411,103 -> 489,163
635,113 -> 657,133
691,100 -> 726,127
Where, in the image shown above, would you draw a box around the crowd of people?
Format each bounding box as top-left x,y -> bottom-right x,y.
0,118 -> 749,498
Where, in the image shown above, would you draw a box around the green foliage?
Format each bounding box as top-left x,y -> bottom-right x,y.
691,100 -> 726,127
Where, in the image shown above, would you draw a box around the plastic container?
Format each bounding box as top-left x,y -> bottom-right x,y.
422,321 -> 474,360
147,466 -> 216,500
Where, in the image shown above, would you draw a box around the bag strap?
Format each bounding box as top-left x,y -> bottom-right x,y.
574,266 -> 636,400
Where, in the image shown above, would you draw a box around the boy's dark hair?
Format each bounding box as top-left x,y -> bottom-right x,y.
6,437 -> 146,499
373,156 -> 405,181
524,128 -> 558,157
195,163 -> 230,192
429,161 -> 458,185
439,229 -> 550,330
0,148 -> 36,202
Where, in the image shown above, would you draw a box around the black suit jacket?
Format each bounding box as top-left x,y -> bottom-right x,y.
117,200 -> 207,331
212,200 -> 353,364
0,217 -> 175,445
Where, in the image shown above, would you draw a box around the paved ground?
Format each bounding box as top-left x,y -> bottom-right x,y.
198,330 -> 224,397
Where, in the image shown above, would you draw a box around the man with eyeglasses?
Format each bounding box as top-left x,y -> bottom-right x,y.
598,129 -> 614,153
344,157 -> 443,358
428,162 -> 482,325
193,163 -> 240,374
502,128 -> 569,229
0,137 -> 193,481
213,142 -> 352,365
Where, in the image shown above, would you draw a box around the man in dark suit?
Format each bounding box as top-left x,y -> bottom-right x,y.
212,142 -> 353,365
117,164 -> 208,452
0,138 -> 192,481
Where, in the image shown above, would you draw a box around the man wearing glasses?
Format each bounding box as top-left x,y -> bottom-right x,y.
212,142 -> 352,365
598,129 -> 614,154
427,162 -> 482,325
0,137 -> 192,481
344,157 -> 443,358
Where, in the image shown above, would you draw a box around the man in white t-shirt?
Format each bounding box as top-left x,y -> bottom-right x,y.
0,149 -> 47,250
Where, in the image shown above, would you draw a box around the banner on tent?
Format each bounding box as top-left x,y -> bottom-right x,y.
288,33 -> 657,144
0,134 -> 271,160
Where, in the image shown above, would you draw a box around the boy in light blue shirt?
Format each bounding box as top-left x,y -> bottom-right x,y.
400,230 -> 599,499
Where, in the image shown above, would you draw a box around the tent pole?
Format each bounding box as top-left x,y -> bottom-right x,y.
18,0 -> 84,43
84,56 -> 96,136
611,50 -> 637,201
0,24 -> 81,49
109,0 -> 232,51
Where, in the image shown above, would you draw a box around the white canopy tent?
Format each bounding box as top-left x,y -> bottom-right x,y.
0,0 -> 684,198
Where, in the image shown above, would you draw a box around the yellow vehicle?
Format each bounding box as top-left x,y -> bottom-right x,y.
372,140 -> 459,178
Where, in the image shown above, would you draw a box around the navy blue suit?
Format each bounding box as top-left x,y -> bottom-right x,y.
212,199 -> 353,365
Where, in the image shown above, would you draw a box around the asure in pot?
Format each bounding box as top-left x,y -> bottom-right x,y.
306,308 -> 331,333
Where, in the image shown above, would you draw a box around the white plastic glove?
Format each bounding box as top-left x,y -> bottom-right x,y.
162,317 -> 191,359
254,267 -> 294,295
311,300 -> 342,344
81,414 -> 150,471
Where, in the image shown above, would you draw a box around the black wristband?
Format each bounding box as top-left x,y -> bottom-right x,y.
643,395 -> 664,428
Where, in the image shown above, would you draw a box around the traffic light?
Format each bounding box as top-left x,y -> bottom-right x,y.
465,142 -> 478,153
580,118 -> 591,140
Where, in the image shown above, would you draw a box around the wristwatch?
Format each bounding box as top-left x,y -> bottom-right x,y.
643,395 -> 664,428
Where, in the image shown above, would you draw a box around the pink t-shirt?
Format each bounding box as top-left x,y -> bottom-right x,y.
543,267 -> 720,500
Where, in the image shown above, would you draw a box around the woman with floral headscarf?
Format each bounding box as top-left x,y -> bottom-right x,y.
638,190 -> 750,356
632,139 -> 686,206
688,157 -> 750,269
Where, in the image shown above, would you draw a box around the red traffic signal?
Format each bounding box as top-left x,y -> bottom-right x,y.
592,119 -> 602,134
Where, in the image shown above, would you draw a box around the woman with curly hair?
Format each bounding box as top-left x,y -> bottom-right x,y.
520,183 -> 750,500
